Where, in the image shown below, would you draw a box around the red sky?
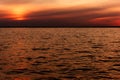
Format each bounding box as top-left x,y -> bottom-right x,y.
0,0 -> 120,26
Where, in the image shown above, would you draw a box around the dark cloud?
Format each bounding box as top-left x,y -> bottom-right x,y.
26,7 -> 104,17
21,7 -> 119,26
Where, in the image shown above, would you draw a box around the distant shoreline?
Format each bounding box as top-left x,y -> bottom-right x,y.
0,26 -> 120,28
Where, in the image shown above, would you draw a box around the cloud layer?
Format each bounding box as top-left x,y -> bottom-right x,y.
0,0 -> 32,5
0,0 -> 120,26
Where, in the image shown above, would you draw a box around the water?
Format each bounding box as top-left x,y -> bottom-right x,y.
0,28 -> 120,80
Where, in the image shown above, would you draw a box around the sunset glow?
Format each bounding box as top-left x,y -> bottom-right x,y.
9,7 -> 27,20
0,0 -> 120,26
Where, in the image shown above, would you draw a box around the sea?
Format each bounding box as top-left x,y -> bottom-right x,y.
0,28 -> 120,80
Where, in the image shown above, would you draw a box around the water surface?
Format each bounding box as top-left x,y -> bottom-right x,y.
0,28 -> 120,80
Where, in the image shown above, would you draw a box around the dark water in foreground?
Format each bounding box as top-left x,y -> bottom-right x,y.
0,28 -> 120,80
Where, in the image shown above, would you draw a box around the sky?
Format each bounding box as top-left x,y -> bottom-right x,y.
0,0 -> 120,26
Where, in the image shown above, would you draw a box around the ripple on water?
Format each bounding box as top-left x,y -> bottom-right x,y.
1,28 -> 120,80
